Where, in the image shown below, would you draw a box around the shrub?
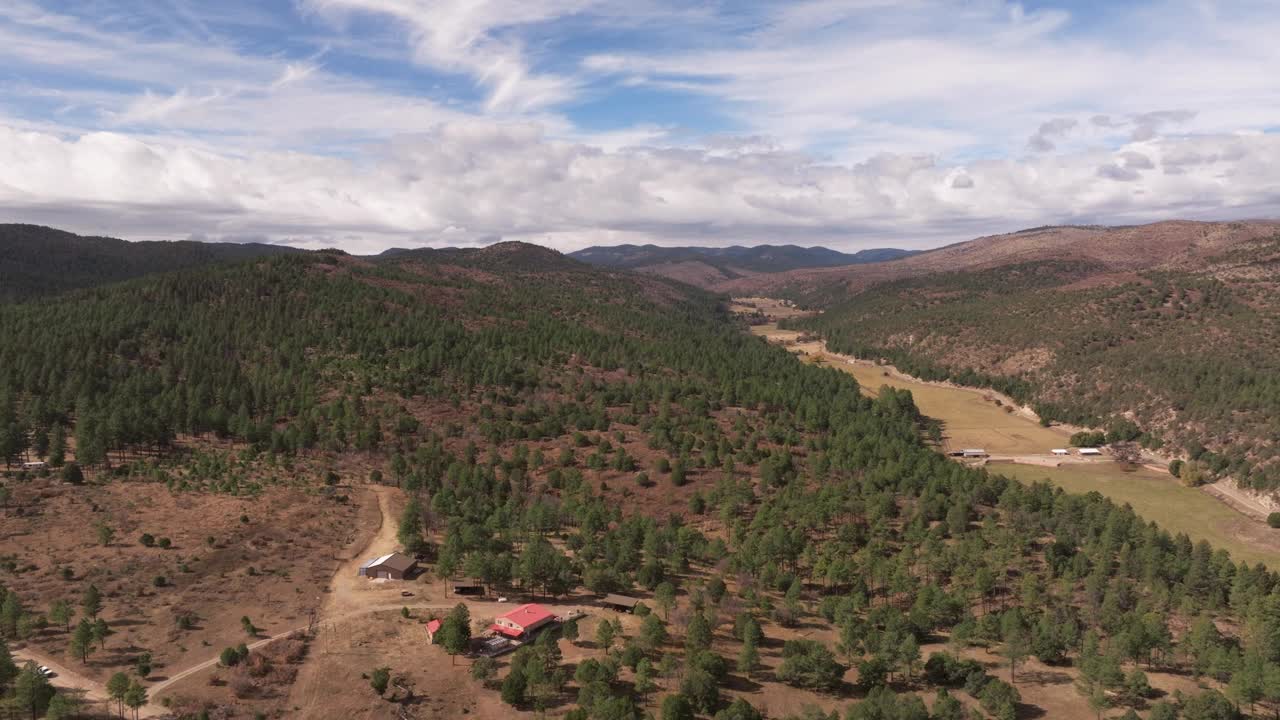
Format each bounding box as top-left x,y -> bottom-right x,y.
776,639 -> 845,690
1069,430 -> 1106,447
963,668 -> 990,697
857,657 -> 889,690
1268,513 -> 1280,529
471,657 -> 498,686
157,537 -> 171,549
62,463 -> 84,485
220,647 -> 242,667
978,679 -> 1021,720
229,673 -> 255,698
139,534 -> 155,547
924,652 -> 985,687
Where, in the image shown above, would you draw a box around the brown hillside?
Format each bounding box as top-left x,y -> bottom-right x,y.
635,259 -> 763,287
715,219 -> 1280,299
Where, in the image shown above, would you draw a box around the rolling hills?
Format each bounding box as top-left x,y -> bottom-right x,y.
0,224 -> 299,302
569,243 -> 917,288
771,220 -> 1280,491
1,228 -> 1277,719
717,220 -> 1280,301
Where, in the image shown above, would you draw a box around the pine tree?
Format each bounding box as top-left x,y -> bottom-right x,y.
81,584 -> 102,619
48,599 -> 73,633
107,671 -> 131,717
45,692 -> 76,720
1001,611 -> 1030,684
439,603 -> 471,665
737,634 -> 760,676
69,618 -> 93,662
123,678 -> 148,720
12,661 -> 54,720
595,617 -> 616,650
48,424 -> 65,467
92,617 -> 111,650
0,637 -> 18,688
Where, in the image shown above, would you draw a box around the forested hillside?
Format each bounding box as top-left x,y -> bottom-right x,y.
0,224 -> 296,302
569,244 -> 917,289
2,241 -> 1279,719
571,244 -> 916,273
793,233 -> 1280,492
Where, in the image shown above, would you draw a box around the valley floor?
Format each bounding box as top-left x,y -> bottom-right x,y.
743,305 -> 1280,570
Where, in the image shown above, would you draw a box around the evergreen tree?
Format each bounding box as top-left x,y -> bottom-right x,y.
69,618 -> 93,662
13,661 -> 55,720
107,671 -> 131,717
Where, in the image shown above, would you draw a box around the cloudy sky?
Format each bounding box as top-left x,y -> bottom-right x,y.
0,0 -> 1277,252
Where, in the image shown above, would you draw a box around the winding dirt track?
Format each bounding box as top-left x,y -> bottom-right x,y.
285,484 -> 402,714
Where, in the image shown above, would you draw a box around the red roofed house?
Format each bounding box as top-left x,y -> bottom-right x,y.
490,603 -> 556,639
425,618 -> 442,644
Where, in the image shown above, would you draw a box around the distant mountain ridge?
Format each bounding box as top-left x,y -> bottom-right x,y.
570,243 -> 916,271
381,241 -> 585,273
717,219 -> 1280,300
0,224 -> 300,302
568,243 -> 917,287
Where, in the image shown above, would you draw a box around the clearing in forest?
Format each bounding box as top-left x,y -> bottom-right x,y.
993,462 -> 1280,569
748,314 -> 1280,571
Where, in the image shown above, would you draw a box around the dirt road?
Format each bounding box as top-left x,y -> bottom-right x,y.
148,626 -> 314,696
11,648 -> 120,715
285,484 -> 401,715
29,483 -> 583,717
1206,478 -> 1280,523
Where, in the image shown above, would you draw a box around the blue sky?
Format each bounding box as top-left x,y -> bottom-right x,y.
0,0 -> 1277,252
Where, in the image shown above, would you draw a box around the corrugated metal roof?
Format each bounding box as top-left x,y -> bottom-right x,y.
497,603 -> 555,628
363,552 -> 416,572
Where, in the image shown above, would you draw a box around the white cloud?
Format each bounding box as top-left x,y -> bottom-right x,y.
0,1 -> 1277,251
1,121 -> 1276,252
583,1 -> 1280,158
1029,118 -> 1078,153
301,0 -> 590,113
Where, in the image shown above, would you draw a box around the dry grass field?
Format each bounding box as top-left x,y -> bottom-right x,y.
745,307 -> 1280,572
749,322 -> 1064,454
992,462 -> 1280,569
0,476 -> 371,714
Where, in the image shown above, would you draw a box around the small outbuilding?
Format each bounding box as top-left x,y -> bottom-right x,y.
1078,448 -> 1103,456
425,618 -> 442,644
960,449 -> 988,458
358,552 -> 418,580
1051,449 -> 1070,456
451,579 -> 486,596
602,594 -> 641,613
21,461 -> 46,470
